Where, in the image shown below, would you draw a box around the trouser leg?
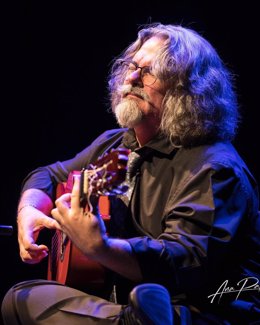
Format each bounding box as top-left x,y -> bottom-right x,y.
1,279 -> 123,325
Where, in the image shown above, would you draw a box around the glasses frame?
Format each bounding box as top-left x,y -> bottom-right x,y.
122,60 -> 157,86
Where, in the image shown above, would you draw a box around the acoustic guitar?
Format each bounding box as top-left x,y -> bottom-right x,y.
47,148 -> 129,293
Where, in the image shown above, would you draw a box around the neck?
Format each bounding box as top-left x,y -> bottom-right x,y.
134,121 -> 159,146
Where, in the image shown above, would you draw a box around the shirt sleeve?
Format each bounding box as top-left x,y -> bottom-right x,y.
127,162 -> 256,295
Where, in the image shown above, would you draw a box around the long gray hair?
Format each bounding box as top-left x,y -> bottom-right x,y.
108,23 -> 239,147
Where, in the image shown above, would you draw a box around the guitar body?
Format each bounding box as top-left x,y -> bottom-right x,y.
47,149 -> 129,293
47,188 -> 110,291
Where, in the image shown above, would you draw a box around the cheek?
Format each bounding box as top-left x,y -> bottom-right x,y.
146,88 -> 165,111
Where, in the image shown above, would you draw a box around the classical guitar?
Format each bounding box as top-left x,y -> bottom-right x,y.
47,148 -> 129,293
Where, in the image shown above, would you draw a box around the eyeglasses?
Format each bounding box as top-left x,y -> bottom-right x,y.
121,60 -> 157,86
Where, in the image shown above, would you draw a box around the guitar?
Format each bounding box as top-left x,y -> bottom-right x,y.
47,148 -> 129,293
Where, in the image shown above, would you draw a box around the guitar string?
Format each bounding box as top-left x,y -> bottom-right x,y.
84,162 -> 112,215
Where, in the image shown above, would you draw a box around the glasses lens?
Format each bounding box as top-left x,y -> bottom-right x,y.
140,67 -> 157,86
122,61 -> 157,86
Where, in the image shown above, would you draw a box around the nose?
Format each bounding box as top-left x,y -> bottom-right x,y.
124,69 -> 143,86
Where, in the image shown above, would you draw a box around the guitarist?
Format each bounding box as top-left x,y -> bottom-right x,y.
2,23 -> 260,325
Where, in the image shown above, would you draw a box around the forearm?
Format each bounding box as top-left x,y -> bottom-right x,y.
92,237 -> 143,283
18,189 -> 54,216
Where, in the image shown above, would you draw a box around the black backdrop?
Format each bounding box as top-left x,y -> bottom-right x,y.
0,0 -> 259,320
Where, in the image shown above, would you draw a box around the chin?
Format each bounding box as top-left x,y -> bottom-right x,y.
114,99 -> 143,128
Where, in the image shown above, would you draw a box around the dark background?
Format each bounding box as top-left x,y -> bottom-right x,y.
0,0 -> 259,321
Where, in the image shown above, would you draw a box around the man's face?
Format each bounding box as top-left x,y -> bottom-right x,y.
114,36 -> 166,129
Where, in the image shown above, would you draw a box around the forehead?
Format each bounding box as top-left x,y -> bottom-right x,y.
132,36 -> 165,65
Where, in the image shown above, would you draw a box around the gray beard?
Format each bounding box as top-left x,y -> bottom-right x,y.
114,99 -> 143,128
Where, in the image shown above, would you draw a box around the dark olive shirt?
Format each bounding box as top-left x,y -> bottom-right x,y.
22,128 -> 260,322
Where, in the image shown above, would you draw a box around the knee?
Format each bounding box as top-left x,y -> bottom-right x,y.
1,279 -> 48,325
1,285 -> 17,325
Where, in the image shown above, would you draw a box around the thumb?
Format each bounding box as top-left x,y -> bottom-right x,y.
40,214 -> 62,231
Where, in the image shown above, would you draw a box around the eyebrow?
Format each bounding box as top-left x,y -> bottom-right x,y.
130,60 -> 150,69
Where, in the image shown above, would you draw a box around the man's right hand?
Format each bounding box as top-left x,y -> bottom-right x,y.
17,205 -> 61,264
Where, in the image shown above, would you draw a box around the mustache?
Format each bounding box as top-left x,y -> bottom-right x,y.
118,84 -> 150,101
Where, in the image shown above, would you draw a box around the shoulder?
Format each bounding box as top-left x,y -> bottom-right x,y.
78,128 -> 128,164
89,128 -> 127,150
174,142 -> 255,181
176,142 -> 243,168
175,142 -> 257,190
91,128 -> 127,144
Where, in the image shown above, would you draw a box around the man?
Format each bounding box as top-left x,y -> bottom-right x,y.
2,23 -> 260,324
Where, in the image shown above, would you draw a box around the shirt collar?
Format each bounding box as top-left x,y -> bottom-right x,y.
122,128 -> 179,155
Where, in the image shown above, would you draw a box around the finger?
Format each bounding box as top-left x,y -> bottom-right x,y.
55,193 -> 71,216
71,175 -> 81,211
28,243 -> 49,253
20,241 -> 49,260
21,248 -> 48,264
18,226 -> 38,249
21,229 -> 48,251
51,208 -> 64,226
38,214 -> 62,230
55,192 -> 71,207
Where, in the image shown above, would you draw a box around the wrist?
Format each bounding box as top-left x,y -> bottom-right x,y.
17,204 -> 38,214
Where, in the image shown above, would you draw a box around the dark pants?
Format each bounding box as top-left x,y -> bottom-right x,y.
2,279 -> 239,325
1,280 -> 123,325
